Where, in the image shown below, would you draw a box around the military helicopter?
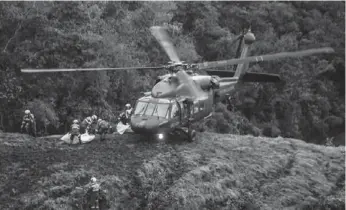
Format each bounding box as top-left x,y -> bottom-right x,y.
21,26 -> 334,141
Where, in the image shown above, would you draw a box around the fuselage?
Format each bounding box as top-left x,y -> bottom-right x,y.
130,92 -> 214,135
130,71 -> 238,136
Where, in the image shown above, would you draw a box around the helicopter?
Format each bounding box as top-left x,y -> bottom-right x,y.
21,26 -> 335,141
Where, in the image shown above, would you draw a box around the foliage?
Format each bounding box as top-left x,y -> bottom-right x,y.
172,1 -> 344,144
0,2 -> 344,144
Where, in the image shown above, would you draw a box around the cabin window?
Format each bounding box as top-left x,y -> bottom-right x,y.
181,102 -> 188,117
194,103 -> 199,113
153,103 -> 170,118
134,102 -> 148,115
171,103 -> 179,118
199,101 -> 204,111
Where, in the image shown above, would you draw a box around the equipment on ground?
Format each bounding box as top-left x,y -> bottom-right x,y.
60,132 -> 95,144
21,26 -> 335,142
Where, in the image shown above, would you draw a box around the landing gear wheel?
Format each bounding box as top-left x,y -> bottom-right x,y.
188,129 -> 196,142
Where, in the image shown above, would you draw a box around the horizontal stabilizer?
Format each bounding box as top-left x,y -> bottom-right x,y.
205,70 -> 281,82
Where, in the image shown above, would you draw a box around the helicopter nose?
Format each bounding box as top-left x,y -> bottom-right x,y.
130,116 -> 162,134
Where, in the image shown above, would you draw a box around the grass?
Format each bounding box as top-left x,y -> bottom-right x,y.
0,132 -> 344,209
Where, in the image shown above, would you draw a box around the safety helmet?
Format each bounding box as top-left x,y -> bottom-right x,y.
73,119 -> 79,124
91,177 -> 97,182
25,110 -> 30,114
92,115 -> 97,120
98,119 -> 102,123
125,104 -> 131,108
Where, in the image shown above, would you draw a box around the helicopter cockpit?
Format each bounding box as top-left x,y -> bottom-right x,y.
133,99 -> 172,119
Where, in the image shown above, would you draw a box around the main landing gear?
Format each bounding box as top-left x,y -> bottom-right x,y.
170,118 -> 196,142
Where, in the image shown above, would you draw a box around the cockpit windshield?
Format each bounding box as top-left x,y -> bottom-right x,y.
144,103 -> 156,115
134,101 -> 170,118
134,101 -> 148,115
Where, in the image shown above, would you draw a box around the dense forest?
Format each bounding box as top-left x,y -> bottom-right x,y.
0,1 -> 344,145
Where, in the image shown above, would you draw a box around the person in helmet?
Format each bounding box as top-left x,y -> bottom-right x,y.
118,112 -> 128,125
88,177 -> 101,209
124,104 -> 133,123
70,119 -> 81,144
21,110 -> 36,137
81,115 -> 98,134
96,119 -> 111,141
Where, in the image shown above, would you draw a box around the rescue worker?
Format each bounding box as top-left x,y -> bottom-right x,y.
124,104 -> 133,124
81,115 -> 98,134
118,112 -> 128,125
89,177 -> 101,209
96,119 -> 110,141
70,119 -> 81,144
20,110 -> 36,137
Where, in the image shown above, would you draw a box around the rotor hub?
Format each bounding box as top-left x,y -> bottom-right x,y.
244,30 -> 256,45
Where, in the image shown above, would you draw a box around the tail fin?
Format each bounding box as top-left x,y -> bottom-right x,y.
234,29 -> 255,78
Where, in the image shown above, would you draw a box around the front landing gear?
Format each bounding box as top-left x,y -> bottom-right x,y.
187,128 -> 196,142
173,125 -> 196,142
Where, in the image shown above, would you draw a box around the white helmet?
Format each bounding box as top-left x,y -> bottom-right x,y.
125,104 -> 131,108
92,115 -> 97,120
91,177 -> 97,182
73,119 -> 79,124
98,119 -> 102,123
25,110 -> 30,114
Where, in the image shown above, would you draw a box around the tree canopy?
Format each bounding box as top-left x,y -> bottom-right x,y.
0,1 -> 344,145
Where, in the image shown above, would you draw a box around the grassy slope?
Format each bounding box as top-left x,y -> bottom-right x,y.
0,132 -> 344,210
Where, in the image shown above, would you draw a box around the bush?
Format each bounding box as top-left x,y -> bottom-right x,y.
262,124 -> 281,137
202,103 -> 262,136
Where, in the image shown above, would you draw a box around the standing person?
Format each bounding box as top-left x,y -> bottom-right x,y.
124,104 -> 133,124
88,177 -> 101,210
20,110 -> 36,137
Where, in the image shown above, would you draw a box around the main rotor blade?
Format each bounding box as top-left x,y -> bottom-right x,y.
21,66 -> 163,73
150,26 -> 181,63
196,47 -> 335,70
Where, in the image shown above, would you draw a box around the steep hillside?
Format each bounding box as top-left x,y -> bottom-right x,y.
0,132 -> 344,210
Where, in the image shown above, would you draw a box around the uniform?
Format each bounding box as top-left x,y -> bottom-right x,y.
81,116 -> 97,134
21,113 -> 36,136
119,112 -> 128,125
89,177 -> 101,209
97,119 -> 110,141
125,108 -> 133,120
70,122 -> 81,144
123,104 -> 133,125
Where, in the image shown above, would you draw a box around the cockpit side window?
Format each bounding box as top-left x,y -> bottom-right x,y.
134,101 -> 148,115
153,103 -> 170,118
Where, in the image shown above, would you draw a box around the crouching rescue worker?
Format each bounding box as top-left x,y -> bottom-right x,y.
118,112 -> 128,125
96,119 -> 110,141
20,110 -> 36,137
70,119 -> 81,144
81,115 -> 98,134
